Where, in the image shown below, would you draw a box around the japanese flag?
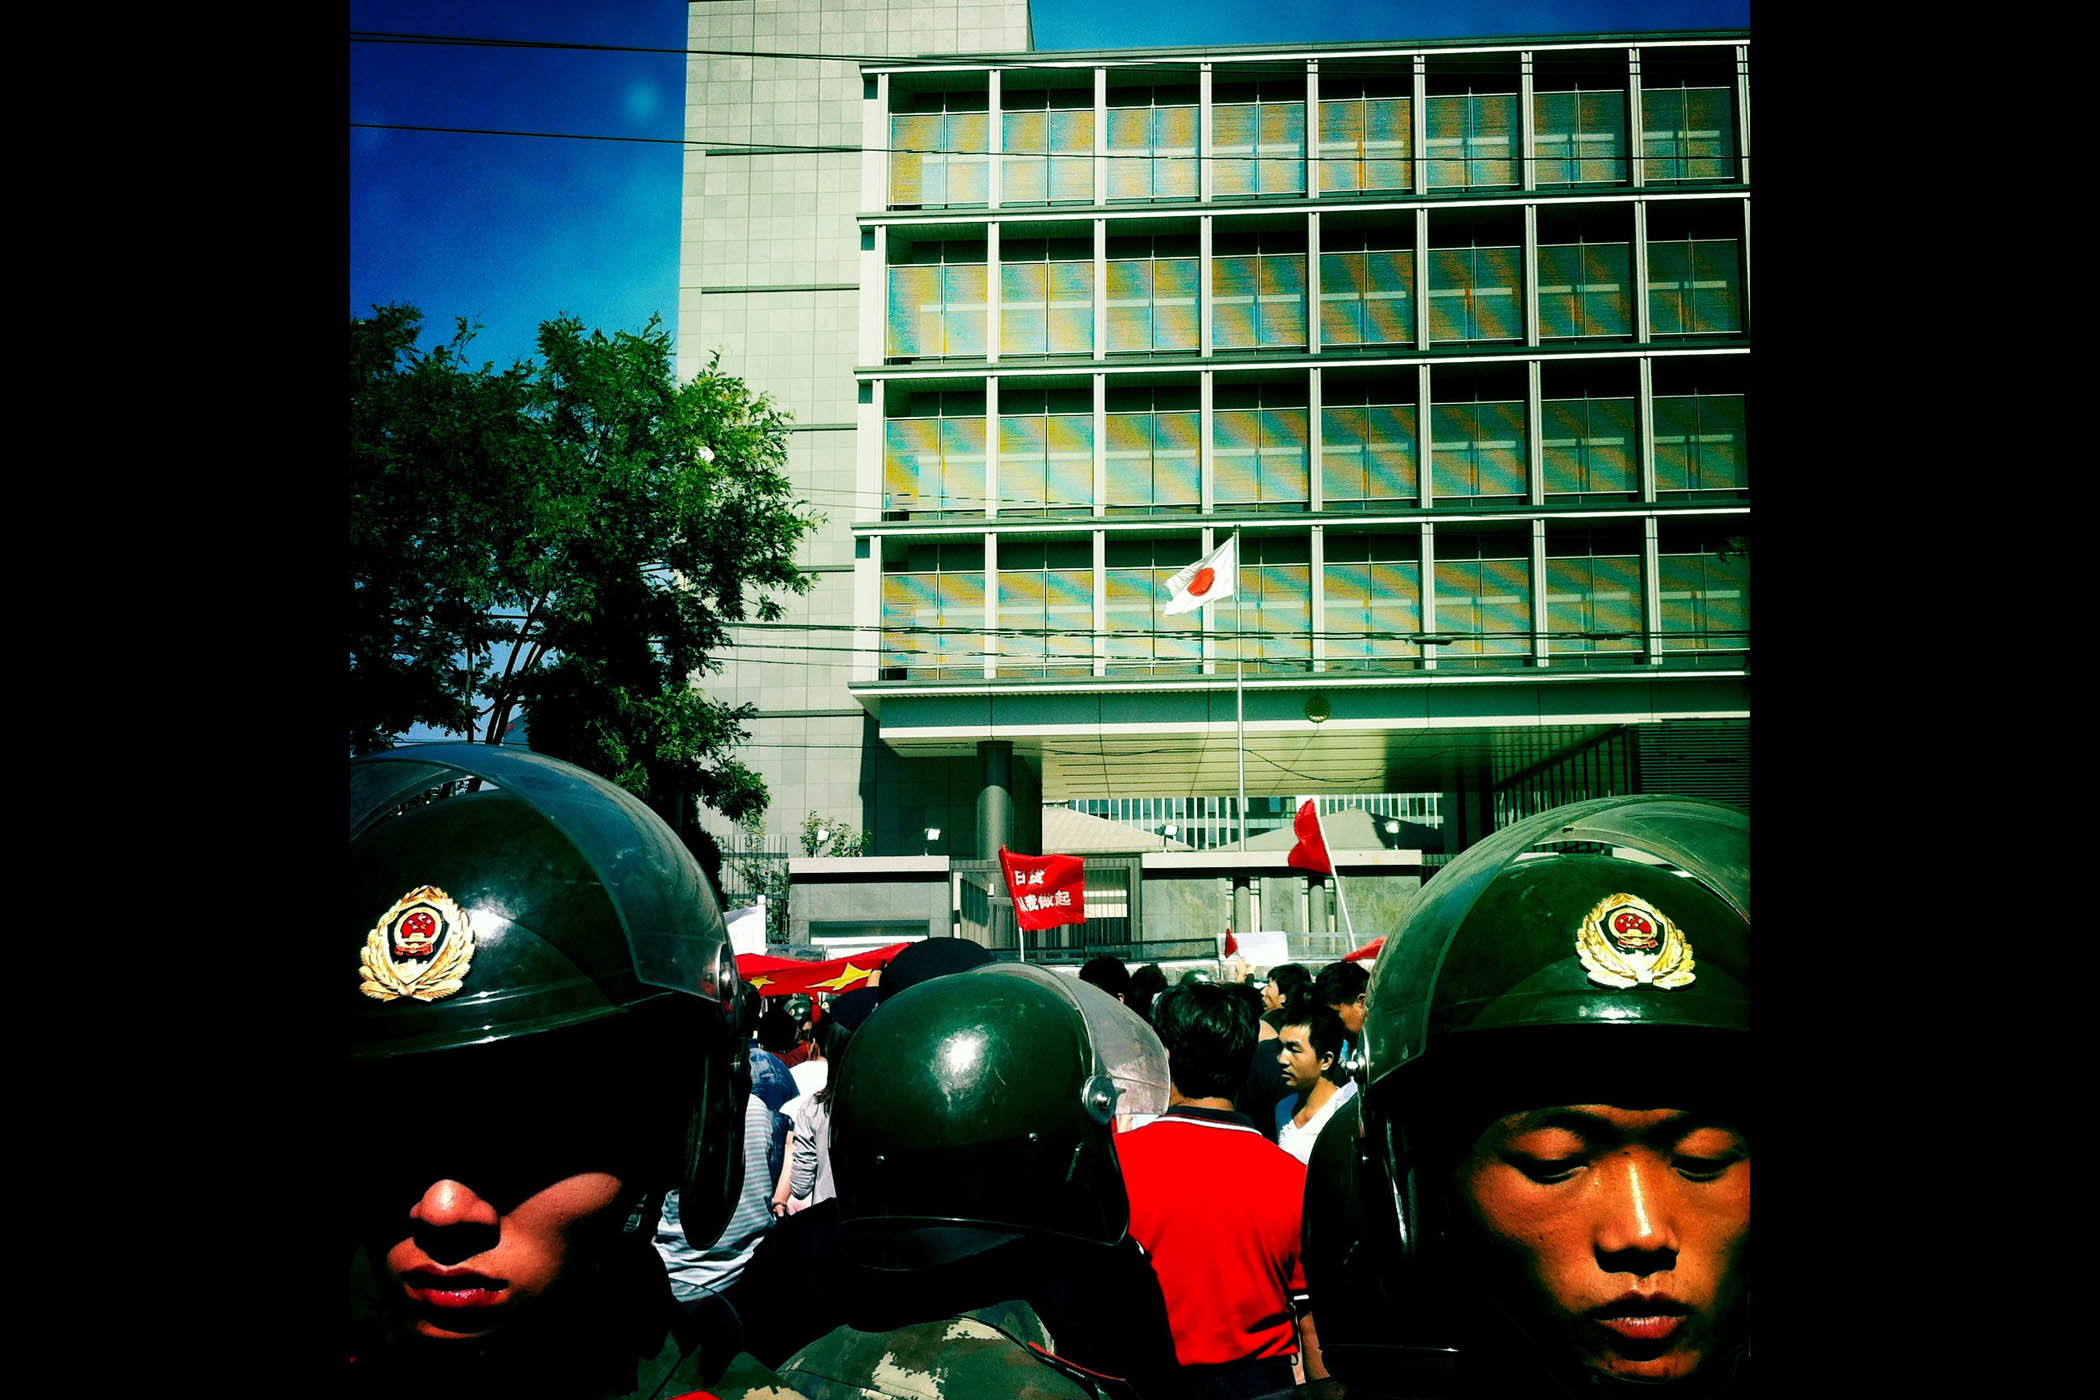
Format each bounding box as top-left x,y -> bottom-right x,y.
1162,536 -> 1237,616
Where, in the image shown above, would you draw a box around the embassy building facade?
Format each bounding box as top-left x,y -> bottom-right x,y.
679,1 -> 1749,953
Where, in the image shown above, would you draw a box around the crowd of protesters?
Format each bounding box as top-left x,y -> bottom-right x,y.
350,748 -> 1750,1400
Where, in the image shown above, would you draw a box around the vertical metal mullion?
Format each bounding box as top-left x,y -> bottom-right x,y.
1520,51 -> 1536,193
1092,526 -> 1106,678
1094,66 -> 1109,206
1527,359 -> 1544,508
1735,44 -> 1751,186
1308,208 -> 1323,356
988,69 -> 1004,209
1627,46 -> 1645,190
1420,519 -> 1437,672
1305,58 -> 1320,200
1531,517 -> 1549,670
1310,521 -> 1326,673
1641,512 -> 1662,667
1200,214 -> 1215,358
1416,360 -> 1433,507
1093,216 -> 1108,362
1092,370 -> 1107,520
1633,199 -> 1651,343
979,530 -> 999,680
1523,203 -> 1540,348
1411,55 -> 1427,197
1637,354 -> 1656,501
1200,63 -> 1215,204
986,221 -> 1002,364
985,374 -> 1001,519
1308,364 -> 1324,512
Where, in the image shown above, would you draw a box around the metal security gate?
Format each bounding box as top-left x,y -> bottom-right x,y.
954,856 -> 1142,964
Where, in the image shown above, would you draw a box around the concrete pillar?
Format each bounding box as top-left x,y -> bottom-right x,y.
1440,754 -> 1495,855
977,739 -> 1015,857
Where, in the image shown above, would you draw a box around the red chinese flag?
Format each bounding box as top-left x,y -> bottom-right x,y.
1286,799 -> 1332,874
998,847 -> 1087,930
1223,926 -> 1239,957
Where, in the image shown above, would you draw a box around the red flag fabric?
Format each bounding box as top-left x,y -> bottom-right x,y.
1223,925 -> 1239,957
1286,799 -> 1332,874
999,847 -> 1087,930
1343,935 -> 1385,962
736,941 -> 913,998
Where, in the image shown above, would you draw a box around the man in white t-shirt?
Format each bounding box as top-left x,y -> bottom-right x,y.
1274,1005 -> 1357,1166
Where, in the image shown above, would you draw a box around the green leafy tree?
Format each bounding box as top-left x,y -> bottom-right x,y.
350,306 -> 818,843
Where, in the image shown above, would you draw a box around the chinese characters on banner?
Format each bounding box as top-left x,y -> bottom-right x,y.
997,847 -> 1087,930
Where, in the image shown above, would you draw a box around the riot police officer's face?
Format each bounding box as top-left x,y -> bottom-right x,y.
371,1169 -> 631,1341
1456,1104 -> 1749,1383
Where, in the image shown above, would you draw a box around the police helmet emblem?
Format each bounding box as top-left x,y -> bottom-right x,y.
359,885 -> 477,1003
1574,891 -> 1696,990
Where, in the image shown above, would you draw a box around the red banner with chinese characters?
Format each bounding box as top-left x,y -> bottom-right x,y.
998,847 -> 1087,930
735,941 -> 913,997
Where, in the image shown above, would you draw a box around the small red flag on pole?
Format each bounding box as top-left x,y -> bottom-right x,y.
1286,799 -> 1332,874
1223,923 -> 1239,957
998,847 -> 1087,930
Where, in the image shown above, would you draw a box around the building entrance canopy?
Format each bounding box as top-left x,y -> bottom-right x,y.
853,670 -> 1746,801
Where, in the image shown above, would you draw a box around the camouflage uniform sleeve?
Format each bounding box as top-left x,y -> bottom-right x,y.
777,1305 -> 1097,1400
662,1348 -> 815,1399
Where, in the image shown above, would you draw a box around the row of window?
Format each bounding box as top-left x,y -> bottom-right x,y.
877,528 -> 1746,679
885,237 -> 1742,359
882,391 -> 1747,517
890,85 -> 1737,208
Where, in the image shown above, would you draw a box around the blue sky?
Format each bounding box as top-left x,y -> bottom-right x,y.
350,0 -> 1748,369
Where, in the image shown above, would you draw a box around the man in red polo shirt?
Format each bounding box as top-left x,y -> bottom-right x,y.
1114,981 -> 1323,1399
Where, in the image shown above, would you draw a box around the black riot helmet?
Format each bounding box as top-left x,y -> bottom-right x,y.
349,745 -> 750,1249
1303,795 -> 1749,1395
830,962 -> 1170,1271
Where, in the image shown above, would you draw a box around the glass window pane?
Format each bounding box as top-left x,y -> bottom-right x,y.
1646,240 -> 1692,336
1003,111 -> 1049,205
1158,106 -> 1199,199
1213,254 -> 1256,348
1690,240 -> 1742,333
1000,262 -> 1048,355
891,113 -> 940,206
1471,94 -> 1518,186
942,264 -> 987,356
999,568 -> 1048,669
1050,110 -> 1095,201
1259,255 -> 1307,346
1258,100 -> 1306,195
1106,259 -> 1152,351
1477,401 -> 1526,496
1213,408 -> 1259,504
998,413 -> 1048,510
1047,414 -> 1094,512
1363,249 -> 1414,343
1214,104 -> 1257,197
1259,408 -> 1309,504
888,265 -> 940,357
1156,258 -> 1199,350
1473,246 -> 1522,340
1107,108 -> 1154,200
946,113 -> 990,205
1156,410 -> 1201,506
885,418 -> 938,511
1321,404 -> 1370,502
1319,250 -> 1368,344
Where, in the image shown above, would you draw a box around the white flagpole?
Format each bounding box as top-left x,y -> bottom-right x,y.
1233,530 -> 1246,853
1314,799 -> 1356,940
